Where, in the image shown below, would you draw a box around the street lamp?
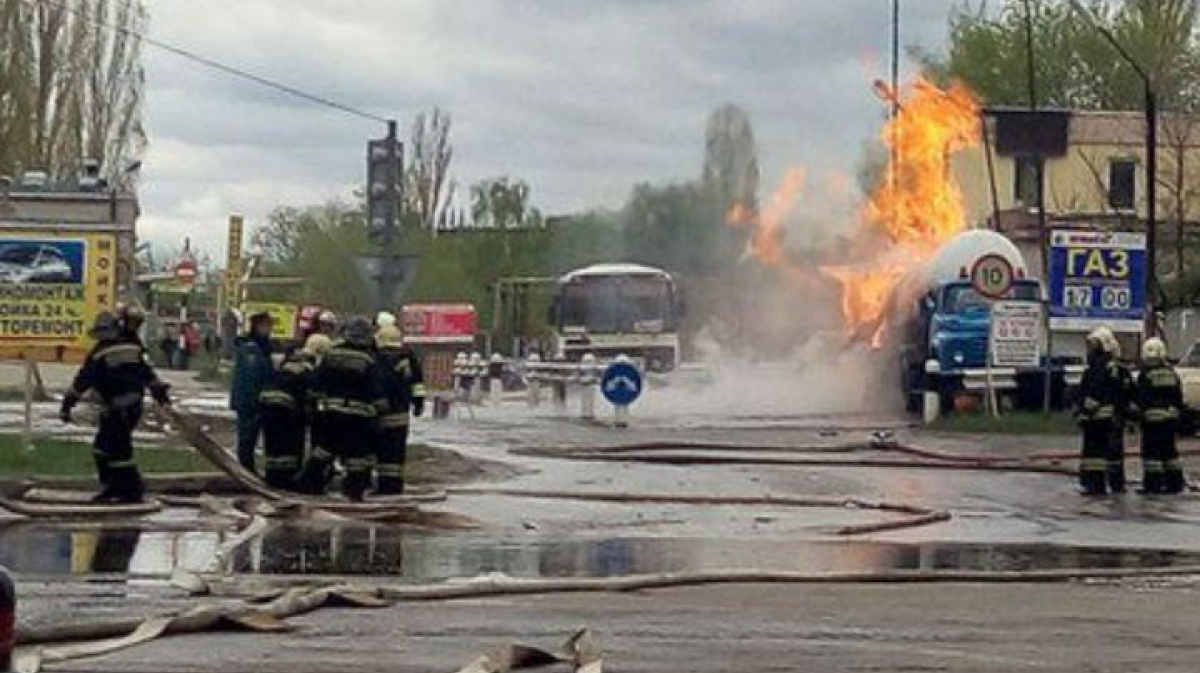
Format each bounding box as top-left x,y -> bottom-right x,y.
1070,1 -> 1158,337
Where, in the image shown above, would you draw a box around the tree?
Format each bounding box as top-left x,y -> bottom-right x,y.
470,177 -> 542,229
919,0 -> 1200,110
0,0 -> 146,186
621,181 -> 731,276
702,103 -> 759,210
404,108 -> 454,230
251,202 -> 372,312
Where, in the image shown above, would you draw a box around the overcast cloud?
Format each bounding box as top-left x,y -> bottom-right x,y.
138,0 -> 961,258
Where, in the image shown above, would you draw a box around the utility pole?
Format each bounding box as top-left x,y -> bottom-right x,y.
1023,0 -> 1053,414
1072,1 -> 1158,337
363,119 -> 406,311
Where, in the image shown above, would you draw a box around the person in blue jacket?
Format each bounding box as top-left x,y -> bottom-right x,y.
230,310 -> 274,473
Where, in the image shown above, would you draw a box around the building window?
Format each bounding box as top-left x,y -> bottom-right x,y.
1108,159 -> 1136,210
1013,155 -> 1043,207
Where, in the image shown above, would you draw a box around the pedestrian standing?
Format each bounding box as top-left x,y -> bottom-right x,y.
60,311 -> 172,503
230,311 -> 274,474
375,324 -> 426,495
1135,337 -> 1187,494
1076,327 -> 1128,496
300,316 -> 386,501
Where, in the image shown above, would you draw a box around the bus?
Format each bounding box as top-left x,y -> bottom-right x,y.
548,263 -> 683,371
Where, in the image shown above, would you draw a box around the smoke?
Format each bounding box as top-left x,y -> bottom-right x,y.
645,330 -> 896,418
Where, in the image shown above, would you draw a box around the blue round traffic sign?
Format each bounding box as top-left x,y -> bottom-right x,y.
601,361 -> 643,406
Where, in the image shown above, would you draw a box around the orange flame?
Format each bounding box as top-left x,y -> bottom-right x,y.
727,76 -> 981,340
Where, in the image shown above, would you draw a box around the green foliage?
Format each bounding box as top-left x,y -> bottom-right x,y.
0,0 -> 147,184
0,435 -> 213,476
921,0 -> 1200,110
621,181 -> 736,277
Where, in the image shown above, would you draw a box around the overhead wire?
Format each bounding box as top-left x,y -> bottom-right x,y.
23,0 -> 390,125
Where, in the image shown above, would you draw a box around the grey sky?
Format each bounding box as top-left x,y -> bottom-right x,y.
138,0 -> 962,258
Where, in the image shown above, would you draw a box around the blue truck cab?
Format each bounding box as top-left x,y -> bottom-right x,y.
901,278 -> 1043,412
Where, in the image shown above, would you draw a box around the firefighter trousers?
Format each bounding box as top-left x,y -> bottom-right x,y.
305,410 -> 377,501
261,405 -> 306,491
1080,420 -> 1124,495
1140,420 -> 1185,494
376,426 -> 409,495
93,403 -> 145,501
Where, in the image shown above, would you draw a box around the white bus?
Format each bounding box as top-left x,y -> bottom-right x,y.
548,263 -> 682,371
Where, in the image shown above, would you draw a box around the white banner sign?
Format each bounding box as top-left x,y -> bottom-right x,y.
990,301 -> 1043,368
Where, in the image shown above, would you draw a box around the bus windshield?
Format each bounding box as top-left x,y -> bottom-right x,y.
559,276 -> 674,333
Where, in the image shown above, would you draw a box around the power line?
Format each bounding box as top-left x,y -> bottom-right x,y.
24,0 -> 390,125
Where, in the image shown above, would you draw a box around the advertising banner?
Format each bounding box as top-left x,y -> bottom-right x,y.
401,303 -> 477,344
0,233 -> 117,347
1047,230 -> 1146,332
240,301 -> 298,341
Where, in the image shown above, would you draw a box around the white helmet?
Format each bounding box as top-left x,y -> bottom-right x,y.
375,311 -> 396,329
1141,337 -> 1168,363
1087,326 -> 1119,357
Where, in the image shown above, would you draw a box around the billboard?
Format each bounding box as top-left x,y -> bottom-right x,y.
0,233 -> 117,346
1047,230 -> 1146,332
240,301 -> 298,341
401,303 -> 476,344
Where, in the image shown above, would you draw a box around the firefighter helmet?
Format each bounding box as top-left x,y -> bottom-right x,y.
376,324 -> 404,348
115,302 -> 146,333
343,315 -> 374,347
89,311 -> 120,340
303,332 -> 333,358
1141,337 -> 1168,364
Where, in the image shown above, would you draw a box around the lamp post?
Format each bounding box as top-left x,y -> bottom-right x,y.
1071,2 -> 1158,337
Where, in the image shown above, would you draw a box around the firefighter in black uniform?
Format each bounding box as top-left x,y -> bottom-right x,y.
1076,327 -> 1130,496
375,324 -> 426,495
1135,337 -> 1187,494
60,311 -> 172,503
298,316 -> 386,501
259,346 -> 317,490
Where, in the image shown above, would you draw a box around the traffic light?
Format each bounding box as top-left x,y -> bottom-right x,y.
367,125 -> 403,243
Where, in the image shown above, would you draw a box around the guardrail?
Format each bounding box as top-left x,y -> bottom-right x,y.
448,352 -> 641,426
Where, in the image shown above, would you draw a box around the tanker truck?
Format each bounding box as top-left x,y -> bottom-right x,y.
891,230 -> 1045,412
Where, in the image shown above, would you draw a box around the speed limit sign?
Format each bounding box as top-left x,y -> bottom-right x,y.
970,254 -> 1015,299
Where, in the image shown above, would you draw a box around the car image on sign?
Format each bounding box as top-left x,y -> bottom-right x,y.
0,243 -> 77,284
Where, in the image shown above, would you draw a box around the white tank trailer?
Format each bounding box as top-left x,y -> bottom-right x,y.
886,230 -> 1049,413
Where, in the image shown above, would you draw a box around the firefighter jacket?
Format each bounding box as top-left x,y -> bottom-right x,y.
310,343 -> 386,418
1077,358 -> 1132,423
377,345 -> 426,430
64,336 -> 170,411
259,351 -> 315,414
1135,364 -> 1183,424
230,335 -> 273,413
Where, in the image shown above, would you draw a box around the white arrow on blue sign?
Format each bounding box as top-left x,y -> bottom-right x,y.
601,362 -> 643,406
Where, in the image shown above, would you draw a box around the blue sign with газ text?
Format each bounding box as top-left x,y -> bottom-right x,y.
1047,230 -> 1146,332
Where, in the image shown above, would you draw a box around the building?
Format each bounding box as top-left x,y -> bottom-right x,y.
954,108 -> 1200,274
0,170 -> 139,361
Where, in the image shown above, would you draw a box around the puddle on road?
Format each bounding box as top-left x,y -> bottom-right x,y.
2,522 -> 1197,581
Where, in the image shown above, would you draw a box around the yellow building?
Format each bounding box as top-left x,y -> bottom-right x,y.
954,108 -> 1200,274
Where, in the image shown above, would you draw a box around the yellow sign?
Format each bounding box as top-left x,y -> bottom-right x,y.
0,232 -> 117,346
241,301 -> 297,340
224,216 -> 244,304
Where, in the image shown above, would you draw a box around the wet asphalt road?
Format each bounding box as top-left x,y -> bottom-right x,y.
7,365 -> 1200,671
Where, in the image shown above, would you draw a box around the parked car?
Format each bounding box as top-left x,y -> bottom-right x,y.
1176,342 -> 1200,435
0,244 -> 73,283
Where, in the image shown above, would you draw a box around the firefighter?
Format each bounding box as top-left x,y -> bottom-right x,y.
375,323 -> 426,495
259,345 -> 317,491
1135,337 -> 1187,494
60,311 -> 172,503
299,316 -> 386,501
1076,327 -> 1128,496
1102,329 -> 1136,493
115,303 -> 146,344
230,311 -> 274,474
